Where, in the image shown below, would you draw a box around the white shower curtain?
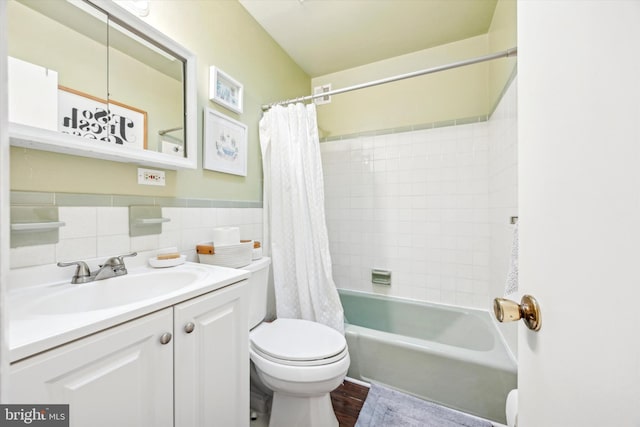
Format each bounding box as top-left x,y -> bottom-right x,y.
259,103 -> 344,334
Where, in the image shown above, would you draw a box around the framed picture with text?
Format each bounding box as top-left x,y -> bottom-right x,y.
58,86 -> 147,149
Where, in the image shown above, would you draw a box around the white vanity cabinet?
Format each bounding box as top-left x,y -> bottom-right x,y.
9,308 -> 175,427
9,280 -> 249,427
174,280 -> 249,427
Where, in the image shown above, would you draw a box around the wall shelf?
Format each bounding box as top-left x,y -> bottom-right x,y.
129,206 -> 170,237
10,206 -> 64,248
11,221 -> 66,232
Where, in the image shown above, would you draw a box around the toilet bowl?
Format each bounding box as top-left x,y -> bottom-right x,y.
243,258 -> 350,427
250,318 -> 350,427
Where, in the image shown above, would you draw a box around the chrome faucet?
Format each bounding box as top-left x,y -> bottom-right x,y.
57,252 -> 137,284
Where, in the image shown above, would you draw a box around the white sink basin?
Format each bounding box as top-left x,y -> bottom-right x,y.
26,270 -> 202,315
8,261 -> 252,363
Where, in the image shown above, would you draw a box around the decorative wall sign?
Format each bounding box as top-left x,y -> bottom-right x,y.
203,108 -> 248,176
209,66 -> 244,114
58,86 -> 147,149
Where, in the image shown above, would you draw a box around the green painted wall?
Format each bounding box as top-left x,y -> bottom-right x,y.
312,35 -> 490,138
488,0 -> 517,110
8,0 -> 515,197
312,0 -> 516,138
9,0 -> 310,202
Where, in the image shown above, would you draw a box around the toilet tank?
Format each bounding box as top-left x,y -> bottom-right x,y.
241,257 -> 271,329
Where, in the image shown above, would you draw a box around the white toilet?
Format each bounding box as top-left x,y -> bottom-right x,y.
243,257 -> 350,427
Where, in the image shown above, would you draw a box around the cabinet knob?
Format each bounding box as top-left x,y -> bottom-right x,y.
184,322 -> 195,334
159,332 -> 172,345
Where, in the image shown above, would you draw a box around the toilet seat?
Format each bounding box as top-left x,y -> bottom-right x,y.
250,318 -> 347,367
251,344 -> 349,367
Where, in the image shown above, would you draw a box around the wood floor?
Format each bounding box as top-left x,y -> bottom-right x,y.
330,380 -> 370,427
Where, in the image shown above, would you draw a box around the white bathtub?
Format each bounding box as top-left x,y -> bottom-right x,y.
338,289 -> 516,424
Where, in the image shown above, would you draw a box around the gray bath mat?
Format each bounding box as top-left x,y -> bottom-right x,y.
356,383 -> 492,427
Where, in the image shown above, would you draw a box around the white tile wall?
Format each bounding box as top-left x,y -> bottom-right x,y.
321,79 -> 518,310
321,122 -> 492,308
489,78 -> 518,302
10,207 -> 263,272
488,77 -> 519,354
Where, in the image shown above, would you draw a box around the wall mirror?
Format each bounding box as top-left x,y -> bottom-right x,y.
6,0 -> 197,169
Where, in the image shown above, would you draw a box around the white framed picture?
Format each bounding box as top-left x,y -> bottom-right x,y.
203,108 -> 248,176
209,66 -> 244,114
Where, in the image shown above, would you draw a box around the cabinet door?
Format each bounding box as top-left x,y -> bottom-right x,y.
174,281 -> 249,427
9,309 -> 174,427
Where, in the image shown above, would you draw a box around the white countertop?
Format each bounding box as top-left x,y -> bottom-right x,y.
8,262 -> 250,363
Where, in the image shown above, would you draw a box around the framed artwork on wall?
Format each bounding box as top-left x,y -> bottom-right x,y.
209,66 -> 244,114
203,108 -> 248,176
58,86 -> 147,149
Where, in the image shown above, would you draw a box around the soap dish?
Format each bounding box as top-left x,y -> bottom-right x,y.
149,254 -> 186,268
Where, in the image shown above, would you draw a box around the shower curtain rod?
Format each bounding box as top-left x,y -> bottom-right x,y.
262,47 -> 517,111
158,126 -> 183,135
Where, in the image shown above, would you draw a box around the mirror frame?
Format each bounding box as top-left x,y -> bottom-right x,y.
7,0 -> 197,170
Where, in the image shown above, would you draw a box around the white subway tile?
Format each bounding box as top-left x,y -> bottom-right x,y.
425,289 -> 442,302
162,207 -> 182,232
97,235 -> 130,257
441,291 -> 457,305
97,207 -> 128,236
182,207 -> 203,229
455,292 -> 474,307
59,207 -> 97,239
11,244 -> 56,269
473,265 -> 490,281
56,237 -> 97,262
130,235 -> 159,253
159,230 -> 181,250
200,208 -> 218,228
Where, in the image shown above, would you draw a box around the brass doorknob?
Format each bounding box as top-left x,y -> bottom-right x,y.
493,295 -> 542,331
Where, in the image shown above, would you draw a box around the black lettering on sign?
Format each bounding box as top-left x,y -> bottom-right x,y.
61,105 -> 138,145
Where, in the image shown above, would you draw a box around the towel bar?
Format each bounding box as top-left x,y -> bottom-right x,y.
11,221 -> 66,232
129,205 -> 169,237
136,218 -> 171,225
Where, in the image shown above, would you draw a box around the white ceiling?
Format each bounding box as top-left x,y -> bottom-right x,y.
239,0 -> 498,77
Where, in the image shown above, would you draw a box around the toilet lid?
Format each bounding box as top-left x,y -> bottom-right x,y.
250,318 -> 346,363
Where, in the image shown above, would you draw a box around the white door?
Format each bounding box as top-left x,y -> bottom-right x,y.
174,282 -> 249,427
0,0 -> 10,402
518,2 -> 640,426
9,309 -> 174,427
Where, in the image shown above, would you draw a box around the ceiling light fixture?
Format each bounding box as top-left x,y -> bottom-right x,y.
114,0 -> 150,17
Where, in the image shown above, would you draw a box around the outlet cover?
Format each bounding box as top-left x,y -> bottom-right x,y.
137,168 -> 165,186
